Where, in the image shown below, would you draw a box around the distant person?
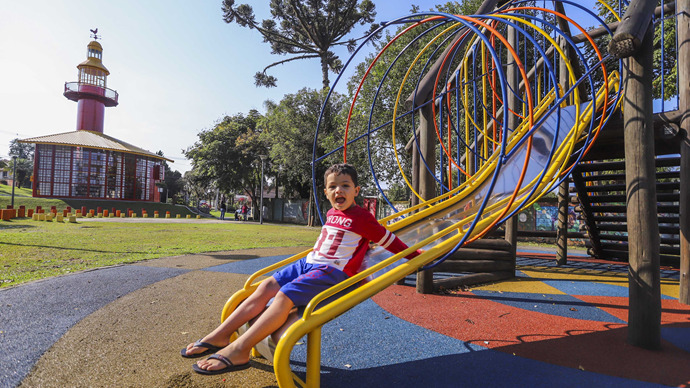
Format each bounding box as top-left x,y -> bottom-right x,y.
219,201 -> 227,220
241,204 -> 248,221
182,163 -> 422,375
234,208 -> 240,221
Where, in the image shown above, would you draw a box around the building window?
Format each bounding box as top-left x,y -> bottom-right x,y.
34,144 -> 157,201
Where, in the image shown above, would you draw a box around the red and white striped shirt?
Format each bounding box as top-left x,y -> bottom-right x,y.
306,206 -> 419,276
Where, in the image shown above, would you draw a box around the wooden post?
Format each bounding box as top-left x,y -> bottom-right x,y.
678,0 -> 690,305
411,136 -> 420,208
503,22 -> 519,266
554,1 -> 588,101
681,135 -> 690,305
557,178 -> 569,265
571,169 -> 604,257
623,24 -> 661,349
416,103 -> 436,294
555,22 -> 572,266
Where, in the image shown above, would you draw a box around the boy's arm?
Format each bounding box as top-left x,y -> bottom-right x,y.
360,213 -> 421,259
377,230 -> 423,260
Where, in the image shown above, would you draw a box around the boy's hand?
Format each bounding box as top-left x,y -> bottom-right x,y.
407,248 -> 424,259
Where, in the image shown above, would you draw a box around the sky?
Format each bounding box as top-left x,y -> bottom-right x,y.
0,1 -> 604,173
0,0 -> 446,172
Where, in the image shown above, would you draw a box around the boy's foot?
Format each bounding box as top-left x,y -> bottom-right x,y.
181,339 -> 225,358
195,349 -> 250,374
192,354 -> 250,375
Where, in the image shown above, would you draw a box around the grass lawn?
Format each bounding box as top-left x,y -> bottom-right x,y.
0,219 -> 319,288
0,184 -> 33,197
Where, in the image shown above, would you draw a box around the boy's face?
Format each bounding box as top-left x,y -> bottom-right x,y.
324,172 -> 360,211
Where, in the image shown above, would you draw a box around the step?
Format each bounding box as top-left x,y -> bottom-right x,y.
435,259 -> 514,273
433,271 -> 514,290
580,170 -> 679,182
574,157 -> 680,172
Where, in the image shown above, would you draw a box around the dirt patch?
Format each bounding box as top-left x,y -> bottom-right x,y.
20,270 -> 280,388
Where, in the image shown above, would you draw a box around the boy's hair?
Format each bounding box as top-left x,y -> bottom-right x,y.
324,163 -> 358,186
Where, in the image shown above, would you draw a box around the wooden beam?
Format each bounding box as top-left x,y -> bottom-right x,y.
678,136 -> 689,304
586,2 -> 675,42
463,238 -> 513,251
446,248 -> 514,261
678,0 -> 690,305
583,193 -> 680,203
623,24 -> 661,349
609,0 -> 659,59
435,260 -> 514,273
503,22 -> 519,271
575,181 -> 679,193
416,103 -> 436,294
556,17 -> 572,266
571,169 -> 604,257
434,271 -> 514,290
557,178 -> 569,265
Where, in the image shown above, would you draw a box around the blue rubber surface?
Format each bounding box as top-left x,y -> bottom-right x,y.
0,265 -> 189,388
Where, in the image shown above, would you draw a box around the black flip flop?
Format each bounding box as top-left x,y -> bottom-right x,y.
180,339 -> 223,358
192,354 -> 250,375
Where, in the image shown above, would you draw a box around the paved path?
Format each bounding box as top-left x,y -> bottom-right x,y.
1,247 -> 688,387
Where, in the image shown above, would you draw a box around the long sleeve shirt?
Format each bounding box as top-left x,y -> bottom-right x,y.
305,206 -> 420,276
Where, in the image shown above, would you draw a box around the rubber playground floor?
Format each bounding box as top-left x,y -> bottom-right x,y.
1,244 -> 688,388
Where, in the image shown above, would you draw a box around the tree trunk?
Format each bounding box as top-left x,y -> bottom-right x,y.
320,55 -> 330,91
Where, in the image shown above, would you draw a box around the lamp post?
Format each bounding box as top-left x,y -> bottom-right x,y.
11,156 -> 17,208
259,155 -> 267,224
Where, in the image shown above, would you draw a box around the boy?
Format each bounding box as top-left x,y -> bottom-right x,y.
183,163 -> 421,375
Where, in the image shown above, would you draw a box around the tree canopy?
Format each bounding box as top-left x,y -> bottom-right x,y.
260,87 -> 348,198
184,110 -> 268,207
7,139 -> 34,188
221,0 -> 378,89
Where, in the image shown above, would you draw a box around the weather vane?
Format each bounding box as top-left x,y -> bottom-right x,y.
90,28 -> 100,40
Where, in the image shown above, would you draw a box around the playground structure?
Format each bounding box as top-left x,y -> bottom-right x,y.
221,0 -> 689,386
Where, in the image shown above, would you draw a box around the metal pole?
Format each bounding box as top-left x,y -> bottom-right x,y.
11,156 -> 17,208
260,155 -> 266,224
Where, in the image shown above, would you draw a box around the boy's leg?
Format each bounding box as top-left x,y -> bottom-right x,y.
195,264 -> 349,371
196,291 -> 294,371
183,277 -> 282,356
271,309 -> 300,343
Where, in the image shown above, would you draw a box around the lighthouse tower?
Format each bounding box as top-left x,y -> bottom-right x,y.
63,31 -> 118,133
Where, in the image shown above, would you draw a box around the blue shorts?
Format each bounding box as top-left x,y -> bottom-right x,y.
272,258 -> 349,307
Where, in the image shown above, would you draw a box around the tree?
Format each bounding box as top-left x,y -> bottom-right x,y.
183,170 -> 213,207
156,150 -> 185,203
8,139 -> 34,189
221,0 -> 378,89
184,110 -> 268,211
261,88 -> 347,199
9,139 -> 33,160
